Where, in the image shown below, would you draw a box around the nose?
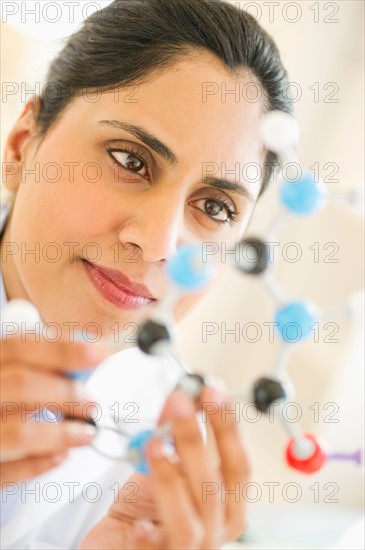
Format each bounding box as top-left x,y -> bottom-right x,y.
117,189 -> 186,264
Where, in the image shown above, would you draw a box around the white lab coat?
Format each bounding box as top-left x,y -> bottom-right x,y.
1,347 -> 184,549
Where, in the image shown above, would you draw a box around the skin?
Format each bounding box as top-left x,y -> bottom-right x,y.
1,52 -> 264,337
81,386 -> 250,550
1,52 -> 265,548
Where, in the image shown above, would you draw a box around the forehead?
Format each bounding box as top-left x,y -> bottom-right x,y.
54,54 -> 266,170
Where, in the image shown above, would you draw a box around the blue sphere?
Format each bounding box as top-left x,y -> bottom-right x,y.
280,173 -> 326,215
167,244 -> 214,291
275,301 -> 318,342
127,430 -> 154,474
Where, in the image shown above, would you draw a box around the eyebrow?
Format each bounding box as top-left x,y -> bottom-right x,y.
203,176 -> 255,203
99,119 -> 255,203
99,119 -> 178,165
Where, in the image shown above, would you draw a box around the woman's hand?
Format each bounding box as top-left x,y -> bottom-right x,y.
0,335 -> 106,485
81,384 -> 249,549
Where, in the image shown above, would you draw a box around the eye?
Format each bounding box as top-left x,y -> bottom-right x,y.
190,197 -> 237,224
107,147 -> 150,179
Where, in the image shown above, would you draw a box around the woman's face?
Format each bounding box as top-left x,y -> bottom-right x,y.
2,53 -> 265,346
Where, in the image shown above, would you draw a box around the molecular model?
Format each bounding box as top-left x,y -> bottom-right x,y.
1,111 -> 363,475
135,110 -> 364,474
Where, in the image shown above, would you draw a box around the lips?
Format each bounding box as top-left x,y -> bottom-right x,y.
82,260 -> 156,310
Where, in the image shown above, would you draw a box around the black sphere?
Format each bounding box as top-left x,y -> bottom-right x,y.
253,377 -> 287,412
137,320 -> 171,355
236,237 -> 269,275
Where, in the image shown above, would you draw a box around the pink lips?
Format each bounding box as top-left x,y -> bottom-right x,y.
83,260 -> 155,310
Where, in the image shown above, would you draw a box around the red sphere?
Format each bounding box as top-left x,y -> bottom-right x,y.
286,433 -> 327,473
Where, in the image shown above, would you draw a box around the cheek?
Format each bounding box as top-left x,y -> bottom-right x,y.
6,154 -> 111,299
17,147 -> 117,246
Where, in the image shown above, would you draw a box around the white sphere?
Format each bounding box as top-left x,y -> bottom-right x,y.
260,110 -> 300,154
1,299 -> 41,327
347,291 -> 365,326
347,182 -> 365,217
293,437 -> 315,459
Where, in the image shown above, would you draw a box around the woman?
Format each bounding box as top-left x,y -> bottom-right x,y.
0,0 -> 292,548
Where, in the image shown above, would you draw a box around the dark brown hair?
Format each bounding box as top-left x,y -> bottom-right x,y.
36,0 -> 293,195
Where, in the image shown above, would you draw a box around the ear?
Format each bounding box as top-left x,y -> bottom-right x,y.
2,97 -> 42,193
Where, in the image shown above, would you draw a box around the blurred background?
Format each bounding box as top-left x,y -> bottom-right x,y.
1,0 -> 364,544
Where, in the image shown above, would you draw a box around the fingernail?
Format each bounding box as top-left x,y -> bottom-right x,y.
148,439 -> 180,465
169,390 -> 195,418
133,518 -> 154,537
66,422 -> 97,443
161,439 -> 180,464
50,452 -> 67,465
132,519 -> 163,544
0,450 -> 27,462
148,440 -> 165,461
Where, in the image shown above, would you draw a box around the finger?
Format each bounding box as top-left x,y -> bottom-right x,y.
1,419 -> 97,456
1,337 -> 106,373
146,439 -> 204,549
159,390 -> 224,547
109,473 -> 161,524
200,385 -> 249,541
0,452 -> 68,485
1,366 -> 96,411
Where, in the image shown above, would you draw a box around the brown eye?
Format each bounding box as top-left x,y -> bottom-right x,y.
126,154 -> 143,171
190,198 -> 235,224
110,150 -> 148,177
205,200 -> 224,217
